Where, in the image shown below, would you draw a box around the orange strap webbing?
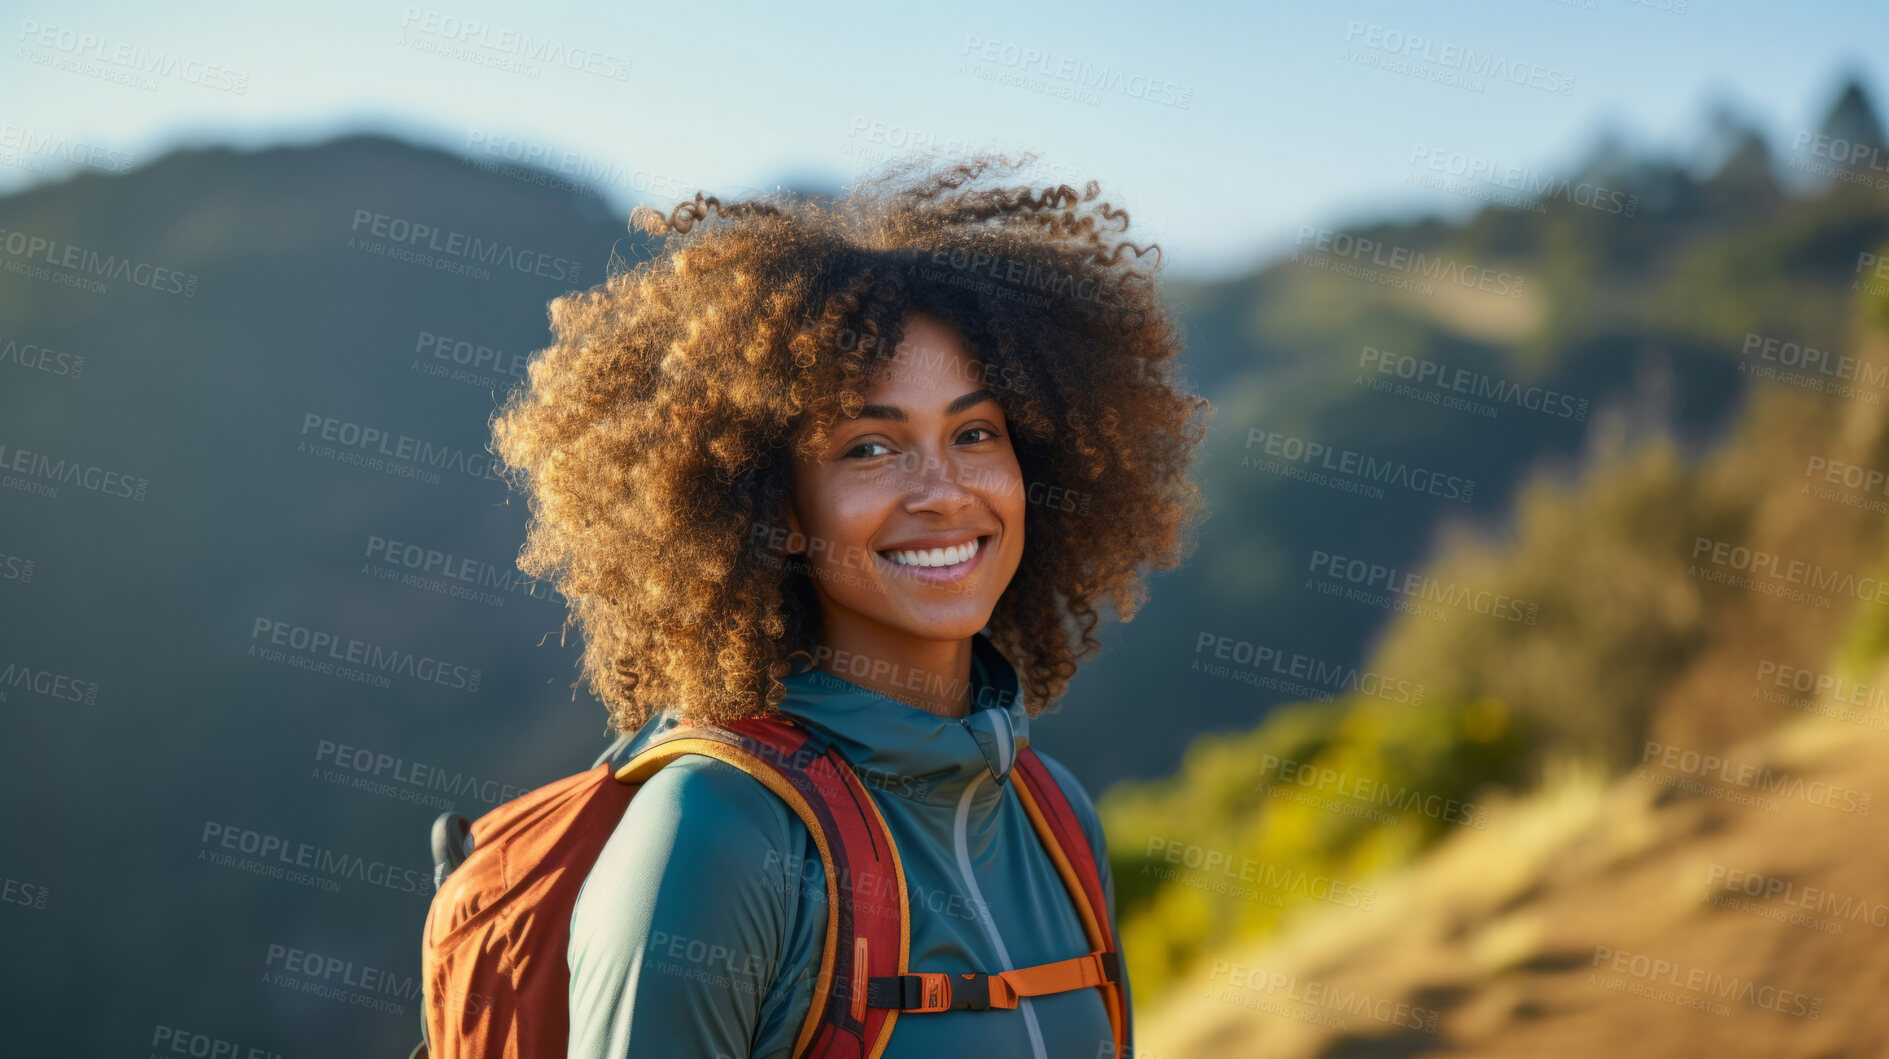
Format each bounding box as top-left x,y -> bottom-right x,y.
865,950 -> 1122,1012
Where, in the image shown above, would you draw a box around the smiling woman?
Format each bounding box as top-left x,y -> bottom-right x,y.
452,152 -> 1213,1059
488,152 -> 1209,727
783,313 -> 1029,718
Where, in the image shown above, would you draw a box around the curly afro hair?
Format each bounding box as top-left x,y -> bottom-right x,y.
489,152 -> 1212,730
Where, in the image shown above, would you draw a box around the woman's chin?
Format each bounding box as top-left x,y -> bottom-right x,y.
875,604 -> 996,643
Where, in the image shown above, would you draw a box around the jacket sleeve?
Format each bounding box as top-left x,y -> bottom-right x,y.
567,755 -> 801,1059
1033,751 -> 1135,1054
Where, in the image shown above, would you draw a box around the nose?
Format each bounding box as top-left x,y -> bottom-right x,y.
892,446 -> 977,515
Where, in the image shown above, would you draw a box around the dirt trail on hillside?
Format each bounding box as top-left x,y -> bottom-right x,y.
1137,710 -> 1889,1058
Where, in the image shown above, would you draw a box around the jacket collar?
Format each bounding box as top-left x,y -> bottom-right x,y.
605,632 -> 1029,810
773,631 -> 1029,807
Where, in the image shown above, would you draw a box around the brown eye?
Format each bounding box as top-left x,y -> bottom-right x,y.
956,426 -> 999,445
843,440 -> 893,459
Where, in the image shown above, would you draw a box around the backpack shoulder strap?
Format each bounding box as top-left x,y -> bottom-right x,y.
858,745 -> 1128,1048
1009,745 -> 1129,1056
614,717 -> 909,1059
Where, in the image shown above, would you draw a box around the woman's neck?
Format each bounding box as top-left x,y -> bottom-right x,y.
810,621 -> 976,720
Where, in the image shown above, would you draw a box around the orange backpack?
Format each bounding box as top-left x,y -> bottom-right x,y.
413,715 -> 1127,1058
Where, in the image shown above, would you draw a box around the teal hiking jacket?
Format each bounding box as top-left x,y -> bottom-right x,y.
566,632 -> 1133,1058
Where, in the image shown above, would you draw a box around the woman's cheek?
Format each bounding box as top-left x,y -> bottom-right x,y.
991,457 -> 1027,520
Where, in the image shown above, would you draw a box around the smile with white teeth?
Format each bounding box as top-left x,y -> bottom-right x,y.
883,537 -> 982,568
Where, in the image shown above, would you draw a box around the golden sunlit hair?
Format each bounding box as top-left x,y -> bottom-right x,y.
489,152 -> 1212,728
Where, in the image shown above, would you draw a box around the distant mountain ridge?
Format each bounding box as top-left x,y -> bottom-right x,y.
5,80 -> 1888,790
4,77 -> 1888,1055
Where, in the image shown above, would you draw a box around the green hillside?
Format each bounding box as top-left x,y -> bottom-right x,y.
4,78 -> 1887,1055
1097,79 -> 1889,1007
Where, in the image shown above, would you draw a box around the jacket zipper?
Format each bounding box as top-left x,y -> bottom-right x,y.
954,771 -> 1049,1059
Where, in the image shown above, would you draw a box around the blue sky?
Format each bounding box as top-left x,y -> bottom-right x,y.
4,0 -> 1880,279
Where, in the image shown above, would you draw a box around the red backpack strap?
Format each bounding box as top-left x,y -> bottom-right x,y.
1009,746 -> 1128,1056
614,717 -> 909,1059
860,747 -> 1127,1047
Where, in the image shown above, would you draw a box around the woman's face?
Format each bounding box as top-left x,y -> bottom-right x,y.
786,312 -> 1027,649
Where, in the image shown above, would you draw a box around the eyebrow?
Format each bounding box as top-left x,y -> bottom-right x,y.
855,388 -> 998,423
